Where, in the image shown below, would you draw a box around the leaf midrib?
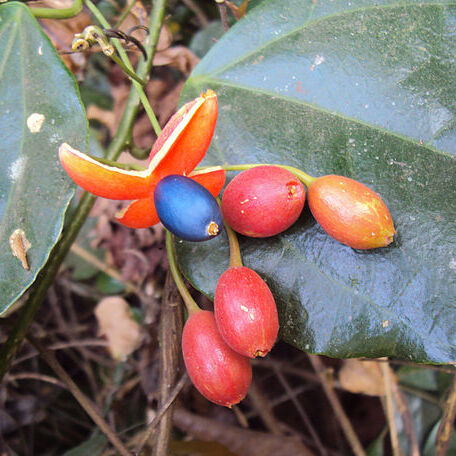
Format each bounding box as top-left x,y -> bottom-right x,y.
201,1 -> 456,80
193,75 -> 455,162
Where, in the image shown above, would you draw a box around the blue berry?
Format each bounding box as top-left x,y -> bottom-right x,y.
154,175 -> 223,242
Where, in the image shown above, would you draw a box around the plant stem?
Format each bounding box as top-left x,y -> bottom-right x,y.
308,354 -> 366,456
114,0 -> 138,29
221,163 -> 317,188
31,0 -> 83,19
134,272 -> 184,456
223,217 -> 243,268
0,0 -> 167,382
84,0 -> 162,136
165,231 -> 200,315
215,0 -> 229,31
70,243 -> 140,295
28,336 -> 131,456
436,373 -> 456,456
381,360 -> 402,456
109,53 -> 146,86
128,145 -> 149,160
135,373 -> 188,455
95,156 -> 146,171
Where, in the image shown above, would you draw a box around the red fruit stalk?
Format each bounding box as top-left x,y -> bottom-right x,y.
308,175 -> 396,249
221,165 -> 305,237
215,266 -> 279,358
182,310 -> 252,407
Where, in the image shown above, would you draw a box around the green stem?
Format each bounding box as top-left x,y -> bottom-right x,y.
165,231 -> 200,315
128,144 -> 149,160
95,155 -> 146,171
217,197 -> 242,268
84,0 -> 162,136
109,53 -> 146,86
31,0 -> 83,19
138,88 -> 162,136
221,163 -> 317,188
114,0 -> 138,28
225,220 -> 243,268
0,0 -> 168,382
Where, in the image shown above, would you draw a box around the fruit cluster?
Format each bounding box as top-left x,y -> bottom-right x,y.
59,90 -> 396,408
181,263 -> 279,407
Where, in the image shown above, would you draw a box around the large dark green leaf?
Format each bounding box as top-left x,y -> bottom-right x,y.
0,2 -> 87,314
177,0 -> 456,363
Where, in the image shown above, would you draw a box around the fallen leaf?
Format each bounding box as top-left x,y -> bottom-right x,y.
338,359 -> 385,396
153,45 -> 200,76
95,296 -> 142,360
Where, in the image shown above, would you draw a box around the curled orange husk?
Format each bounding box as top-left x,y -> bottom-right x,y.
59,143 -> 152,200
59,90 -> 220,228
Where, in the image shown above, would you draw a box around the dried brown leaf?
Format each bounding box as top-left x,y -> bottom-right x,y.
89,198 -> 166,284
153,45 -> 200,76
338,359 -> 385,396
95,296 -> 142,360
225,0 -> 249,20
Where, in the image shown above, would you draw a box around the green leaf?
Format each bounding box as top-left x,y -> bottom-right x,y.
79,54 -> 113,111
423,419 -> 456,456
397,366 -> 439,391
95,272 -> 125,295
63,433 -> 107,456
189,22 -> 225,59
0,2 -> 87,314
398,394 -> 440,453
366,428 -> 387,456
177,0 -> 456,363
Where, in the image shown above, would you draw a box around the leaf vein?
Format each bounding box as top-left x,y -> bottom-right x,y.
204,1 -> 456,79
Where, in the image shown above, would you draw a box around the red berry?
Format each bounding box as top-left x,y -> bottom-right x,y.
221,166 -> 305,237
182,310 -> 252,407
308,175 -> 396,249
214,267 -> 279,358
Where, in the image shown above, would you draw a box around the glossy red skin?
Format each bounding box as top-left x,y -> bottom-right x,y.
308,175 -> 396,249
182,311 -> 252,407
221,166 -> 305,237
214,267 -> 279,358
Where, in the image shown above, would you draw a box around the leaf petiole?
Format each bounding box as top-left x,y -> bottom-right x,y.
165,231 -> 201,315
198,164 -> 317,188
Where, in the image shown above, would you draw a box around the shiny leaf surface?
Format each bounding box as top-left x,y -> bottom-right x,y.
0,3 -> 87,313
177,0 -> 456,363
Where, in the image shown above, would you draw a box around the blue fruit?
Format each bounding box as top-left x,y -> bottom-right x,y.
154,175 -> 223,242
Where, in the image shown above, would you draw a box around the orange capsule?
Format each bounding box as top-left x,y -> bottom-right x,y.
307,175 -> 396,249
